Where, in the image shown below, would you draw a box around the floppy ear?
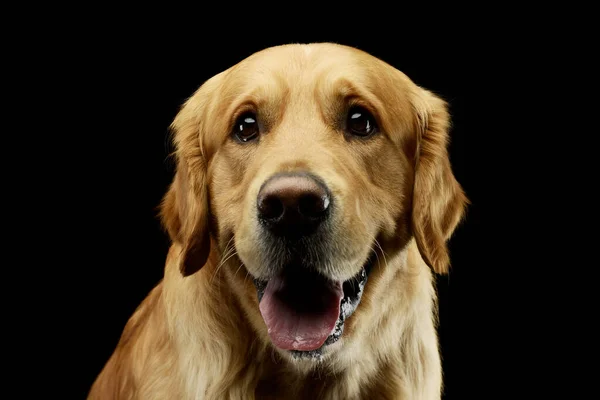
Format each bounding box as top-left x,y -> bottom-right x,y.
159,91 -> 213,277
411,89 -> 468,274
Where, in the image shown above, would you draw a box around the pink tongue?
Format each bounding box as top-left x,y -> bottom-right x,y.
259,274 -> 343,351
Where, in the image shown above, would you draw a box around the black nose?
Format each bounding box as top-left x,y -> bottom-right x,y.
257,173 -> 331,237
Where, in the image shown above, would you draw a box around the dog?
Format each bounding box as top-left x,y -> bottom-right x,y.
88,42 -> 467,400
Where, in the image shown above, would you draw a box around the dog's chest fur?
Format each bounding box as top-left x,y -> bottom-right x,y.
90,243 -> 442,400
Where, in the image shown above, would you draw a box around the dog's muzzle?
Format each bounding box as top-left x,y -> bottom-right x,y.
252,172 -> 375,358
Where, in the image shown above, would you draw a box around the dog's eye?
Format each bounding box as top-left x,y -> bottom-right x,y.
347,106 -> 377,137
233,112 -> 259,142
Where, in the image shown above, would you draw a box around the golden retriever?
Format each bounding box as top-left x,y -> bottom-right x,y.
89,43 -> 467,400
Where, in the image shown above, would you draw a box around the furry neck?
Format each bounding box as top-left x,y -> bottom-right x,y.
162,241 -> 441,399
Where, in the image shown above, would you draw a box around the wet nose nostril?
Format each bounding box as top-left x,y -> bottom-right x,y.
298,193 -> 330,217
256,173 -> 332,237
258,195 -> 285,221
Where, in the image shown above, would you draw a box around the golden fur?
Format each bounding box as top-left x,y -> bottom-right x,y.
89,43 -> 467,399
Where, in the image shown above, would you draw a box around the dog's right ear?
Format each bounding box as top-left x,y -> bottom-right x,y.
159,86 -> 215,277
160,161 -> 210,277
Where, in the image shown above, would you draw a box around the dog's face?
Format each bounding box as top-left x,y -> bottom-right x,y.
161,43 -> 466,363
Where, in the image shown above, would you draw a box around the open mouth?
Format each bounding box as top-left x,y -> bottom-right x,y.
253,252 -> 376,357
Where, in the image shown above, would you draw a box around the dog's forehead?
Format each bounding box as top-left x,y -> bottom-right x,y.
229,43 -> 390,86
245,43 -> 371,65
214,43 -> 413,122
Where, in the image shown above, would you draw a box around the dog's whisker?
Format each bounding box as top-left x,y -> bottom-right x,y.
216,242 -> 236,267
211,250 -> 240,284
373,239 -> 390,270
221,237 -> 238,260
233,262 -> 245,278
221,236 -> 236,257
210,238 -> 239,284
370,245 -> 383,272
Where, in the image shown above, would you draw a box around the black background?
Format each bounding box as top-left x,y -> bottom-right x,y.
48,28 -> 522,399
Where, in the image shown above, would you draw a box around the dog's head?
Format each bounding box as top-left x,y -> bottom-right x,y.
160,43 -> 467,363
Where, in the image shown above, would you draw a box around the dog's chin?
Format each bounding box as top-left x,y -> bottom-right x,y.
251,252 -> 376,362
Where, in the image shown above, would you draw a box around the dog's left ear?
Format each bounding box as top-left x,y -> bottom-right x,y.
411,89 -> 468,274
